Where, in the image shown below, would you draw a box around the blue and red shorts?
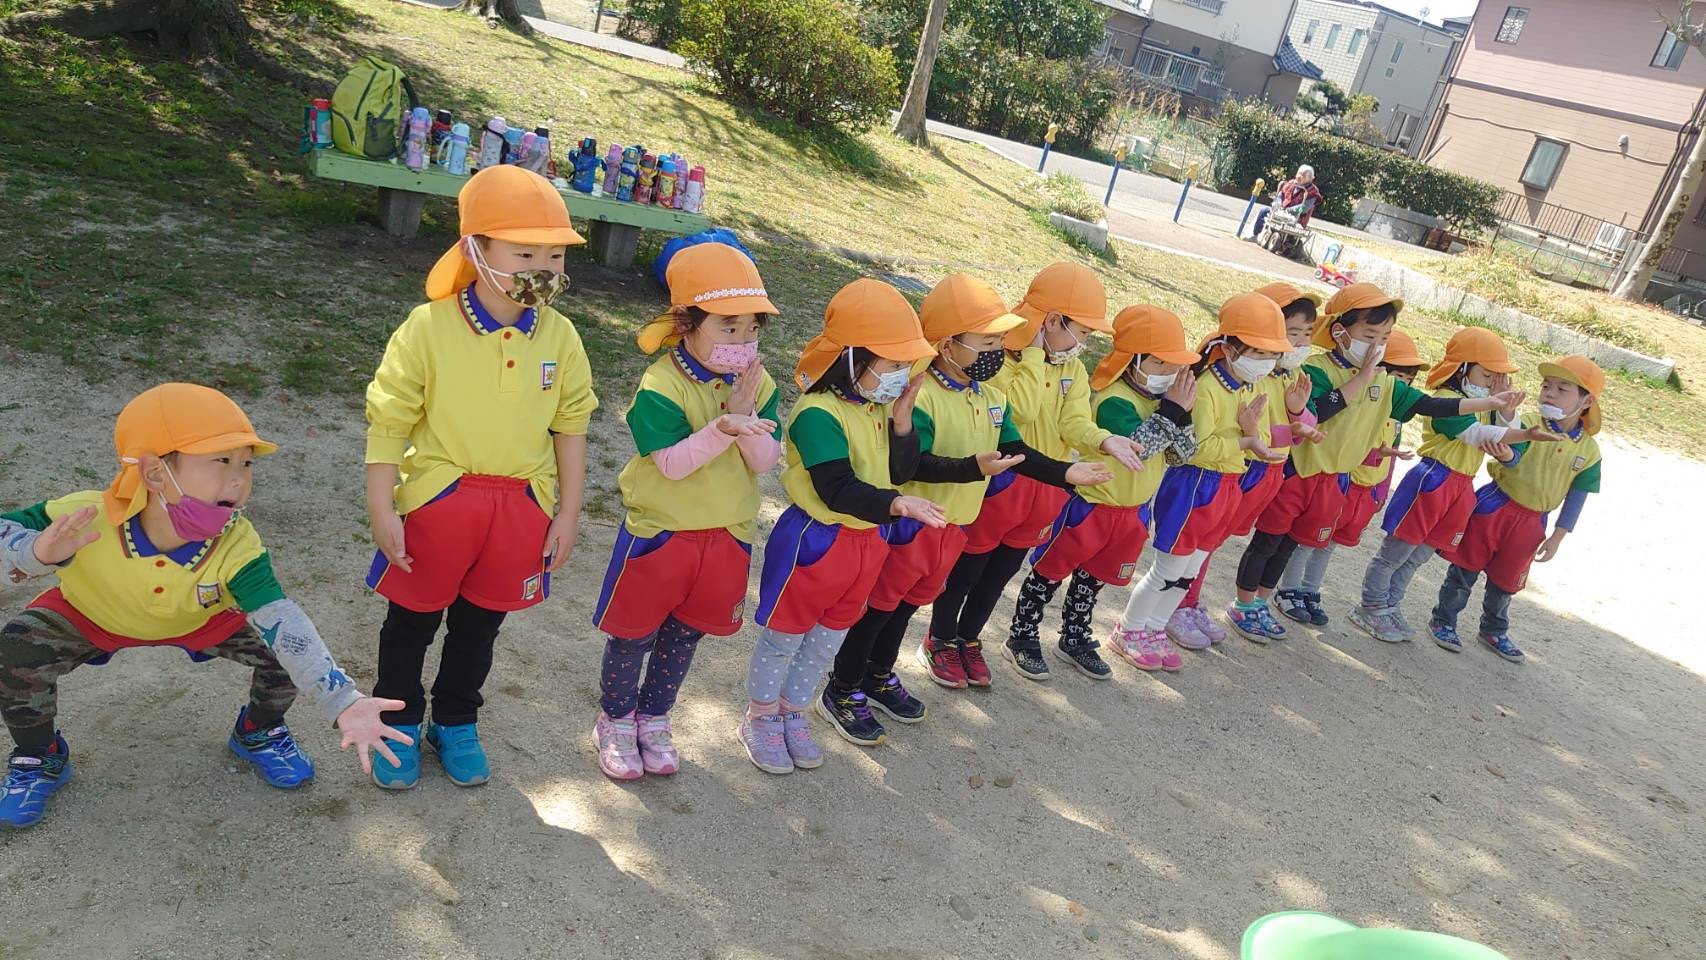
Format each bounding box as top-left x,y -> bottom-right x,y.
867,519 -> 968,612
367,475 -> 552,613
592,526 -> 752,639
1030,496 -> 1151,586
1225,459 -> 1285,539
1439,484 -> 1547,595
755,505 -> 890,634
1332,482 -> 1384,548
1383,458 -> 1476,550
1150,465 -> 1243,556
1257,468 -> 1352,549
962,473 -> 1070,554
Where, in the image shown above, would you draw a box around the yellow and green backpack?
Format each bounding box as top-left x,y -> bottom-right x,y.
330,56 -> 420,159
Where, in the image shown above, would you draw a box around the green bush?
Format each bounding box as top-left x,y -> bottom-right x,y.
619,0 -> 685,48
924,36 -> 1120,152
679,0 -> 899,130
1214,100 -> 1501,233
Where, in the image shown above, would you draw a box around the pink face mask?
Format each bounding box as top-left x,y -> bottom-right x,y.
162,461 -> 235,540
706,341 -> 759,375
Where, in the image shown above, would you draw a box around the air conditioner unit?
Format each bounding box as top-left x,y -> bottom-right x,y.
1591,222 -> 1631,253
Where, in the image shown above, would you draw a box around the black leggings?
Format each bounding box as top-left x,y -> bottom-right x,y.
928,544 -> 1028,644
831,601 -> 919,691
374,598 -> 507,726
1235,531 -> 1301,593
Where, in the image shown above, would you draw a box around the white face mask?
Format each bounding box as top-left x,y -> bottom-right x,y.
1461,380 -> 1491,399
851,351 -> 909,404
1045,321 -> 1084,365
1128,365 -> 1176,395
1340,337 -> 1378,366
1231,354 -> 1278,383
1537,402 -> 1574,422
1280,345 -> 1311,370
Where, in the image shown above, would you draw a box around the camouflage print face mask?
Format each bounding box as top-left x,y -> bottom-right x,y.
466,237 -> 571,309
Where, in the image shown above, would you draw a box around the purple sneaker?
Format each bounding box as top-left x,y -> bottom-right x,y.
1188,605 -> 1227,644
1165,607 -> 1212,651
780,711 -> 823,769
739,714 -> 793,775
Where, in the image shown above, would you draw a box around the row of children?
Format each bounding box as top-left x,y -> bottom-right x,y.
0,165 -> 1605,826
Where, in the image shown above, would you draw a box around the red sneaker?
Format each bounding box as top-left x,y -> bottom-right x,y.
914,634 -> 968,689
959,639 -> 992,687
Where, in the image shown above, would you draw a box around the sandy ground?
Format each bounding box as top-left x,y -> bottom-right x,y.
0,361 -> 1702,960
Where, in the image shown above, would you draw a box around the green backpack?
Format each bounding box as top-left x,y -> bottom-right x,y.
330,56 -> 420,160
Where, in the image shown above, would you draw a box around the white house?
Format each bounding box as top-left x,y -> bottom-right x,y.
1094,0 -> 1324,114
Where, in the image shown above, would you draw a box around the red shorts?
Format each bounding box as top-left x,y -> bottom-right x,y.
755,506 -> 889,634
1257,470 -> 1352,549
1383,459 -> 1475,551
1150,465 -> 1243,556
1333,483 -> 1382,548
867,521 -> 968,611
366,475 -> 551,613
1030,496 -> 1150,586
1225,459 -> 1285,539
1439,487 -> 1547,595
962,473 -> 1070,553
592,526 -> 752,639
29,588 -> 246,654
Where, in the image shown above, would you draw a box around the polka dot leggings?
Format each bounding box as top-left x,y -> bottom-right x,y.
599,616 -> 705,718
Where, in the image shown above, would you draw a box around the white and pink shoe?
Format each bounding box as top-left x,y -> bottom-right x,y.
635,713 -> 679,775
594,710 -> 644,781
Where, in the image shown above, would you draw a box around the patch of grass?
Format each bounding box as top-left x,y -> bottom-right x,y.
1033,172 -> 1103,223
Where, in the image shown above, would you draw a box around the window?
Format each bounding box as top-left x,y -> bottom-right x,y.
1520,138 -> 1567,190
1109,46 -> 1125,63
1654,30 -> 1687,69
1386,110 -> 1421,148
1303,19 -> 1319,44
1348,29 -> 1364,54
1391,39 -> 1405,62
1496,7 -> 1528,44
1326,23 -> 1342,49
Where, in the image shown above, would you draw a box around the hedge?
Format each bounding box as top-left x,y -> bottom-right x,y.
1214,100 -> 1501,234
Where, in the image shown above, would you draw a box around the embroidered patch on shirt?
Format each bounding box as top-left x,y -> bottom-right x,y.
1571,455 -> 1586,471
195,582 -> 222,608
1059,378 -> 1074,397
541,361 -> 558,390
1367,383 -> 1382,402
989,405 -> 1005,426
522,573 -> 541,600
1118,562 -> 1136,581
1318,526 -> 1333,542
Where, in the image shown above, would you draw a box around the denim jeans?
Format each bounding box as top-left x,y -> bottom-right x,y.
1279,544 -> 1335,596
1360,534 -> 1436,610
1431,564 -> 1513,636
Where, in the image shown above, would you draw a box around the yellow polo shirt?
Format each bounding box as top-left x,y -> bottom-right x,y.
1350,421 -> 1401,488
990,348 -> 1111,462
1250,369 -> 1302,461
780,389 -> 893,530
1417,387 -> 1498,476
1187,361 -> 1262,475
1293,350 -> 1432,477
366,286 -> 600,515
16,491 -> 283,642
1081,381 -> 1169,508
617,346 -> 780,542
901,369 -> 1022,525
1490,422 -> 1602,512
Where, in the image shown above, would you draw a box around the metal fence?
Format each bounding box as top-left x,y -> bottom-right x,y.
1486,190 -> 1701,290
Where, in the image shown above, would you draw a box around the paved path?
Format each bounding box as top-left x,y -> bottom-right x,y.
523,15 -> 685,66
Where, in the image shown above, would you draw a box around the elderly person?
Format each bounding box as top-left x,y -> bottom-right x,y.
1247,165 -> 1324,242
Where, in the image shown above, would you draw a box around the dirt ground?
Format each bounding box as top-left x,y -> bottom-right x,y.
0,360 -> 1701,960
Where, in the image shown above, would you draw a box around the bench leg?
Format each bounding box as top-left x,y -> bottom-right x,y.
587,221 -> 640,268
377,188 -> 427,239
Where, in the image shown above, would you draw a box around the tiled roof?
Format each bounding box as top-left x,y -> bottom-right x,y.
1273,35 -> 1324,80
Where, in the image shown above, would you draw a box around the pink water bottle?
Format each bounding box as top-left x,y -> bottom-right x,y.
404,106 -> 430,170
477,116 -> 506,169
602,144 -> 622,195
634,152 -> 659,204
683,165 -> 706,213
671,153 -> 687,208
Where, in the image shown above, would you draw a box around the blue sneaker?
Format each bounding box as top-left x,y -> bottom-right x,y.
0,734 -> 71,829
427,722 -> 490,786
228,708 -> 315,789
1480,633 -> 1525,663
371,722 -> 421,790
1252,601 -> 1289,640
1430,620 -> 1462,653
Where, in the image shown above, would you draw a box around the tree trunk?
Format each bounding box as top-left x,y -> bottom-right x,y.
455,0 -> 534,35
1616,122 -> 1706,300
892,0 -> 947,147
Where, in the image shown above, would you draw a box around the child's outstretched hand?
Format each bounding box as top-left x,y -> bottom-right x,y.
1489,390 -> 1525,414
1065,461 -> 1116,486
728,357 -> 763,416
716,414 -> 778,437
370,509 -> 412,574
31,506 -> 100,566
1292,419 -> 1327,444
1512,425 -> 1566,443
543,512 -> 578,572
1479,440 -> 1517,463
1099,435 -> 1146,471
1284,373 -> 1313,415
1375,443 -> 1413,461
976,451 -> 1025,476
890,495 -> 948,528
1535,528 -> 1567,563
1236,394 -> 1269,437
336,697 -> 415,775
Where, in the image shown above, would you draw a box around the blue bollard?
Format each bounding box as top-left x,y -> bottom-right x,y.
1103,164 -> 1121,206
1037,122 -> 1060,172
1037,142 -> 1052,173
1235,178 -> 1267,237
1173,177 -> 1193,223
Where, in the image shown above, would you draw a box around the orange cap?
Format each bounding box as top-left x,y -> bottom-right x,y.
1312,282 -> 1405,348
1006,262 -> 1111,350
638,243 -> 779,353
1538,356 -> 1606,434
1199,292 -> 1291,363
104,383 -> 278,523
425,165 -> 586,301
920,274 -> 1026,343
1425,327 -> 1518,389
1091,305 -> 1200,389
1381,329 -> 1424,367
794,279 -> 936,391
1254,281 -> 1325,310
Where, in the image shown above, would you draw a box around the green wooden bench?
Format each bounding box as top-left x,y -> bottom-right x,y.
308,150 -> 710,268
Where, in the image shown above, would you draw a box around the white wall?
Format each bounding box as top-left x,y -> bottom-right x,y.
1146,0 -> 1292,56
1356,13 -> 1460,152
1290,0 -> 1377,90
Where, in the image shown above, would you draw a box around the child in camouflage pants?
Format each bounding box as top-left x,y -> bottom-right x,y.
0,382 -> 411,829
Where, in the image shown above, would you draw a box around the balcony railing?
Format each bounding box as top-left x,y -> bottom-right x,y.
1176,0 -> 1224,13
1133,45 -> 1216,94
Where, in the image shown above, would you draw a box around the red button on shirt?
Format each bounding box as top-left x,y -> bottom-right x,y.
155,560 -> 166,568
504,331 -> 513,340
506,360 -> 516,368
153,587 -> 165,594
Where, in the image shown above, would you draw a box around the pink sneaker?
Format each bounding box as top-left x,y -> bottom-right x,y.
1107,625 -> 1142,665
1124,629 -> 1168,671
635,713 -> 679,776
1189,605 -> 1228,644
1165,607 -> 1212,650
1153,631 -> 1184,672
594,711 -> 643,781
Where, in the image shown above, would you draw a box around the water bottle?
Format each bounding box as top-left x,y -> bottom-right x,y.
447,123 -> 471,175
617,146 -> 640,201
517,131 -> 537,172
403,106 -> 430,170
301,98 -> 333,153
683,165 -> 706,213
477,116 -> 507,169
431,109 -> 453,167
602,144 -> 622,195
503,125 -> 525,164
529,126 -> 552,175
671,153 -> 687,208
635,152 -> 658,204
655,156 -> 677,208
